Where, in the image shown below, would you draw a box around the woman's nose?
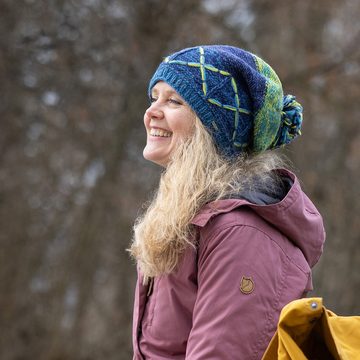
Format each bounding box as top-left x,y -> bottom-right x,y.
145,101 -> 163,119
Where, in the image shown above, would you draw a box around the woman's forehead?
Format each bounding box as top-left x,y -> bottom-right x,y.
151,81 -> 177,95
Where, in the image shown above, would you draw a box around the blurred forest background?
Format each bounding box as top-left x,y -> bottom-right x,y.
1,0 -> 359,359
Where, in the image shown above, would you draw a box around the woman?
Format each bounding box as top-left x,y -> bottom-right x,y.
129,45 -> 325,359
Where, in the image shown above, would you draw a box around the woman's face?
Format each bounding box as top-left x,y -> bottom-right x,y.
143,81 -> 195,167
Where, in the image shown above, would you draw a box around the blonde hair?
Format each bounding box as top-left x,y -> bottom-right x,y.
129,118 -> 286,281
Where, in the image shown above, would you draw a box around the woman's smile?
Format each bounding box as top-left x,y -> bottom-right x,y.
149,127 -> 173,138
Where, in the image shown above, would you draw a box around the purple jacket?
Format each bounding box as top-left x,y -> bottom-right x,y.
132,170 -> 325,359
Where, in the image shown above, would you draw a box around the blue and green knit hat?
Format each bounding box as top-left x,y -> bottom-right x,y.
149,45 -> 303,158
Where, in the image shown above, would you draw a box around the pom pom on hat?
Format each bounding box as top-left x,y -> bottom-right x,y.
272,95 -> 303,148
149,45 -> 303,157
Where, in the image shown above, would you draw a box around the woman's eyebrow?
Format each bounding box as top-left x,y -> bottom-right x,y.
152,88 -> 177,96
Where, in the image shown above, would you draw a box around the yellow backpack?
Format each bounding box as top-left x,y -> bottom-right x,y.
262,297 -> 360,360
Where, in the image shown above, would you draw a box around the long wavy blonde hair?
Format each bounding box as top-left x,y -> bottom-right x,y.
129,117 -> 286,281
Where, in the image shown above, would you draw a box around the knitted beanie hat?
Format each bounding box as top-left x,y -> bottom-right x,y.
149,45 -> 303,158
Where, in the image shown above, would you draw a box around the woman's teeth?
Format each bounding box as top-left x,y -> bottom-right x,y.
150,128 -> 172,137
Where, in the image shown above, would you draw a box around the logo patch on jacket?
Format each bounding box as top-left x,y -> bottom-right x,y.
240,276 -> 255,294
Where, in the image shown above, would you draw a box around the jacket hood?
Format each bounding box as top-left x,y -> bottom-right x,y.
191,169 -> 325,268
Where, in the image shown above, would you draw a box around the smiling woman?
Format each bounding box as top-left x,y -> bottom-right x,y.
129,45 -> 325,360
143,81 -> 195,167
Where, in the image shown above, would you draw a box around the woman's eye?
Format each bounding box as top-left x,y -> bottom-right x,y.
149,96 -> 182,105
169,98 -> 182,105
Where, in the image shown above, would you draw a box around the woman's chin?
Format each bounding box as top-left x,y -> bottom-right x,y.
143,147 -> 169,167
